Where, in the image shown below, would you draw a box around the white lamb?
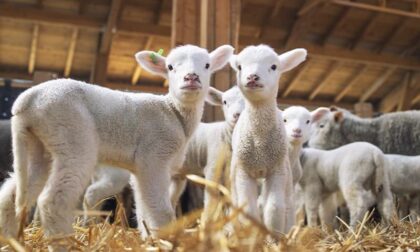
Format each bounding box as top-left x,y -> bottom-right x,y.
299,142 -> 394,228
82,86 -> 245,218
9,44 -> 233,247
229,45 -> 307,235
385,154 -> 420,221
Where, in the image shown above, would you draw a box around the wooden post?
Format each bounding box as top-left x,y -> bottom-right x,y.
171,0 -> 241,122
354,102 -> 373,118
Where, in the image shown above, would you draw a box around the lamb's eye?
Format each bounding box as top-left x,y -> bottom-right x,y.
306,120 -> 310,124
271,65 -> 277,70
283,119 -> 287,123
320,124 -> 324,128
238,65 -> 242,70
168,64 -> 173,71
205,63 -> 210,69
223,100 -> 227,105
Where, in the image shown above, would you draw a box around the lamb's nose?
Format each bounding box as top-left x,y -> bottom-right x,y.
233,113 -> 240,119
247,74 -> 260,81
184,73 -> 199,81
293,128 -> 302,134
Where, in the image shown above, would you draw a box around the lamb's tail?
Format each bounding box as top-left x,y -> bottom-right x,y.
11,117 -> 30,220
373,149 -> 387,195
11,88 -> 37,115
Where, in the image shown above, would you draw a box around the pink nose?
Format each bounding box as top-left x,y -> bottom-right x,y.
293,128 -> 302,134
184,73 -> 199,81
247,74 -> 260,82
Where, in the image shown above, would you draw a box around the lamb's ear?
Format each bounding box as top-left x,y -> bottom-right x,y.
209,45 -> 235,72
278,48 -> 307,73
135,51 -> 168,78
206,87 -> 224,106
334,111 -> 344,123
330,106 -> 338,112
311,107 -> 329,123
229,54 -> 239,71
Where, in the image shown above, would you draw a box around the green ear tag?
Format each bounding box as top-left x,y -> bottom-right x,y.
149,49 -> 164,64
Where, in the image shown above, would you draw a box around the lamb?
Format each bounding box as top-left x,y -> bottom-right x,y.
9,44 -> 233,247
229,45 -> 307,235
308,107 -> 420,155
385,154 -> 420,221
82,85 -> 245,219
299,142 -> 394,228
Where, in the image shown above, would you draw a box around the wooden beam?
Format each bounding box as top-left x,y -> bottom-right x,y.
376,19 -> 407,53
100,0 -> 123,54
349,13 -> 379,50
321,8 -> 350,46
131,37 -> 154,85
298,0 -> 328,16
256,0 -> 285,38
359,67 -> 396,102
28,24 -> 39,74
64,28 -> 79,77
397,72 -> 413,111
331,0 -> 420,19
281,62 -> 311,98
308,61 -> 342,100
334,65 -> 369,102
379,84 -> 403,112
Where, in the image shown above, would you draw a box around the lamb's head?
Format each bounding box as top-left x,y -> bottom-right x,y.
135,44 -> 234,105
308,106 -> 348,150
230,45 -> 307,103
283,106 -> 329,146
205,86 -> 245,127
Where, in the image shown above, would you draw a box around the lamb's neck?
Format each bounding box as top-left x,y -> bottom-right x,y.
244,100 -> 278,128
221,121 -> 235,148
166,94 -> 204,138
340,115 -> 378,144
288,141 -> 303,165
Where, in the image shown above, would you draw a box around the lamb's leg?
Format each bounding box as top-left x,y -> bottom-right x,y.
233,167 -> 259,222
376,185 -> 394,225
397,195 -> 410,220
169,176 -> 187,211
304,185 -> 322,227
0,134 -> 49,238
319,194 -> 337,231
132,162 -> 175,239
342,186 -> 370,228
409,195 -> 420,222
263,169 -> 293,234
38,150 -> 96,252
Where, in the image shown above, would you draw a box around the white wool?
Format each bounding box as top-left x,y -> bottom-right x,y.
9,44 -> 233,244
299,142 -> 394,228
229,45 -> 307,235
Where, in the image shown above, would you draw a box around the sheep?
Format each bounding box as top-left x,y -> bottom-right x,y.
82,85 -> 245,220
0,120 -> 12,183
385,154 -> 420,221
308,107 -> 420,155
299,142 -> 394,228
229,45 -> 307,235
9,44 -> 234,247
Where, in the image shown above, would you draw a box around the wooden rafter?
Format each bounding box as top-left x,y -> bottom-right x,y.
131,0 -> 164,85
378,72 -> 414,112
359,67 -> 396,102
100,0 -> 123,54
281,62 -> 311,98
331,0 -> 420,19
334,65 -> 369,102
321,7 -> 350,46
64,28 -> 79,77
298,0 -> 328,16
308,61 -> 342,100
349,13 -> 379,50
256,0 -> 285,38
131,37 -> 154,85
28,24 -> 39,74
376,18 -> 406,53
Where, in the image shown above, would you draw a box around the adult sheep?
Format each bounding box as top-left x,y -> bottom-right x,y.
309,107 -> 420,155
9,44 -> 233,249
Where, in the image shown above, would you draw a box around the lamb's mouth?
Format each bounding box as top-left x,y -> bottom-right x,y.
291,134 -> 302,139
181,81 -> 202,90
245,81 -> 264,89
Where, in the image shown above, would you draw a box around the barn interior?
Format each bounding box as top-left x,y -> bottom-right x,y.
0,0 -> 419,121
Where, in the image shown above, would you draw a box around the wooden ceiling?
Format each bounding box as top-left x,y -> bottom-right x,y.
0,0 -> 419,111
